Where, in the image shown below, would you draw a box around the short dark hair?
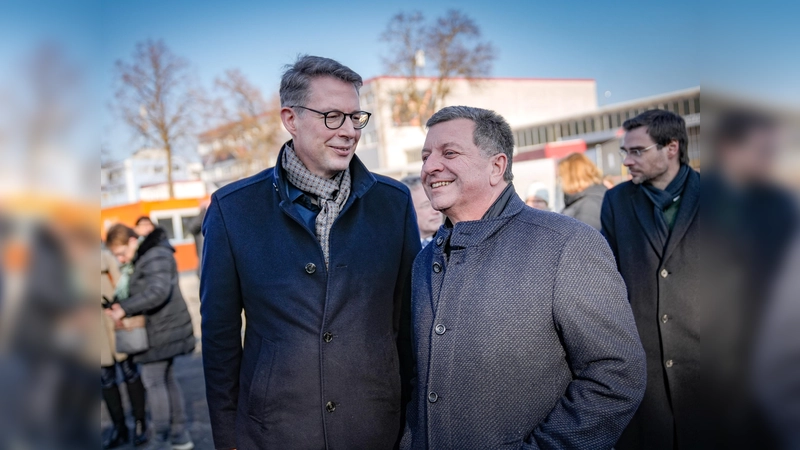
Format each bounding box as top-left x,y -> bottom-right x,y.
105,223 -> 137,247
135,216 -> 153,226
623,109 -> 689,165
426,106 -> 515,182
280,55 -> 363,108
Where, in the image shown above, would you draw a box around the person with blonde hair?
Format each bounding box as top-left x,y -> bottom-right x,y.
557,152 -> 607,230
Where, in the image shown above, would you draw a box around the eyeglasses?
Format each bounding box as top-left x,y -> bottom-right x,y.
290,105 -> 372,130
619,143 -> 660,158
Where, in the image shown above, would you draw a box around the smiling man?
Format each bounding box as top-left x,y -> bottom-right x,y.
601,109 -> 702,450
401,106 -> 646,450
200,55 -> 420,450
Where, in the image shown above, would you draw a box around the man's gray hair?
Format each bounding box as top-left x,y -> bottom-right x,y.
400,175 -> 422,189
426,106 -> 515,182
280,55 -> 363,109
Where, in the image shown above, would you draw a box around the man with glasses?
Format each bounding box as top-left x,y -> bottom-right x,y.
601,109 -> 701,450
201,55 -> 420,449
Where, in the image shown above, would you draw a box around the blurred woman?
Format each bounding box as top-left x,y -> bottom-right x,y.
104,224 -> 195,450
557,153 -> 607,230
101,246 -> 148,448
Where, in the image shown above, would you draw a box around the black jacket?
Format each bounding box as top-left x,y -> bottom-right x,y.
561,183 -> 607,231
601,167 -> 701,450
121,228 -> 195,364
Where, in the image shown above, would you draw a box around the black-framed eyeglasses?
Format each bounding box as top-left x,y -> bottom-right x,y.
619,143 -> 660,158
290,105 -> 372,130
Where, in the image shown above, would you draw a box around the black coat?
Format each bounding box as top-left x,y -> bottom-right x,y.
561,183 -> 607,230
601,167 -> 701,450
402,195 -> 646,449
200,151 -> 420,450
120,228 -> 195,364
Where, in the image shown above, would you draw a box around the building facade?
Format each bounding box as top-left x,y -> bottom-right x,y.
357,76 -> 598,178
100,148 -> 204,208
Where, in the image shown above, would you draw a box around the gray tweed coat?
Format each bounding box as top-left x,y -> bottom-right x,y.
401,194 -> 646,450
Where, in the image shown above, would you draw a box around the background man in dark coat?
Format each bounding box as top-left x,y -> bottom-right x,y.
401,106 -> 646,450
601,109 -> 701,450
201,55 -> 420,450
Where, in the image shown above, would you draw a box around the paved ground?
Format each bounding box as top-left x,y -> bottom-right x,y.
101,272 -> 214,449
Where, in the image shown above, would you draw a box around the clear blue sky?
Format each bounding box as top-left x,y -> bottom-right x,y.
2,0 -> 798,160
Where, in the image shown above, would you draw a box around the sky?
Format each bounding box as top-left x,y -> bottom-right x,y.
1,0 -> 798,161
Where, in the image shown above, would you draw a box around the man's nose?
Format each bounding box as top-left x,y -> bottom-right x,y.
422,154 -> 443,176
337,117 -> 357,138
622,154 -> 635,166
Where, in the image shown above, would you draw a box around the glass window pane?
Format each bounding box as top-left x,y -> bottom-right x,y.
182,215 -> 200,239
157,217 -> 175,240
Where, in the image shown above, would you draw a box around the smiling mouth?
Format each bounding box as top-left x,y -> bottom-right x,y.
431,181 -> 451,188
330,145 -> 351,154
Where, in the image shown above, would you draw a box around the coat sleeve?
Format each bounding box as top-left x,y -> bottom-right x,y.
395,193 -> 422,425
200,196 -> 243,450
522,226 -> 646,450
118,248 -> 175,316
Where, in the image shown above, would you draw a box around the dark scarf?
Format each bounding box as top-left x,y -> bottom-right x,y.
642,164 -> 690,249
482,183 -> 516,220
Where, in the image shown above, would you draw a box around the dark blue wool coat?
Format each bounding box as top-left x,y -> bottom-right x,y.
602,167 -> 701,450
401,194 -> 646,450
200,152 -> 420,450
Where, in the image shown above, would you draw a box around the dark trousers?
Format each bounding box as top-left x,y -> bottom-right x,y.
101,358 -> 146,429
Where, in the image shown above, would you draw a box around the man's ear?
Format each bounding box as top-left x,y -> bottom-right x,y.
489,153 -> 508,186
666,139 -> 680,159
280,106 -> 298,137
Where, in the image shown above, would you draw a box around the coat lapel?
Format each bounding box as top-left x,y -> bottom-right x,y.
631,187 -> 663,259
663,168 -> 700,263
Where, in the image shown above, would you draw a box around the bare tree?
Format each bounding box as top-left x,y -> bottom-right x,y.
201,69 -> 283,176
380,10 -> 496,128
113,39 -> 196,199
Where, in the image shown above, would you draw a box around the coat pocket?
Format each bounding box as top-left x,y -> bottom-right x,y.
246,337 -> 276,423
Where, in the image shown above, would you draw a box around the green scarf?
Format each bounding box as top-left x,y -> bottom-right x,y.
113,236 -> 143,300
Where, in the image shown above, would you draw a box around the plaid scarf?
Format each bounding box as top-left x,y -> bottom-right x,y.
282,143 -> 351,267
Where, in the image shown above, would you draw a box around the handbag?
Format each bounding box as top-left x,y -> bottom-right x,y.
115,315 -> 149,355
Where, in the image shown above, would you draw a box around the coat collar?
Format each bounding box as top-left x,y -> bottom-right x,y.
272,140 -> 376,206
630,166 -> 700,262
631,185 -> 663,259
663,166 -> 700,262
134,227 -> 172,263
437,193 -> 526,250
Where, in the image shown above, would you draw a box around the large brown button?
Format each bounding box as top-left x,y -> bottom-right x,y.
323,332 -> 333,343
305,263 -> 316,274
326,401 -> 336,412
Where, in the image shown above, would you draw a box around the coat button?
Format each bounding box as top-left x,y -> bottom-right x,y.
660,269 -> 668,278
305,263 -> 316,274
661,314 -> 669,323
665,359 -> 673,368
325,401 -> 336,412
428,392 -> 438,403
434,324 -> 446,335
436,236 -> 444,246
433,262 -> 442,273
323,332 -> 333,343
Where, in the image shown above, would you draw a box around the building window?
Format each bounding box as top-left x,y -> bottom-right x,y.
157,217 -> 175,239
